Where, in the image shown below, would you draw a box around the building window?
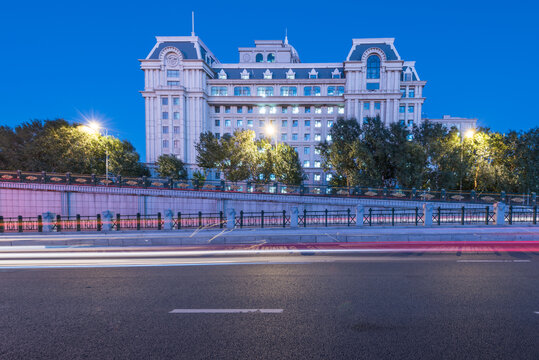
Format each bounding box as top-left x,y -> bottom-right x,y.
174,140 -> 179,148
336,86 -> 344,95
215,132 -> 221,139
292,106 -> 299,114
214,106 -> 220,113
173,126 -> 179,134
292,120 -> 298,127
167,70 -> 179,78
263,70 -> 272,79
247,106 -> 253,113
399,105 -> 405,113
215,119 -> 220,127
280,86 -> 297,96
407,134 -> 414,141
286,71 -> 295,79
314,174 -> 321,181
314,87 -> 321,96
162,112 -> 169,119
211,86 -> 228,96
314,161 -> 321,168
305,106 -> 311,113
399,120 -> 405,126
173,97 -> 180,105
167,81 -> 180,86
234,86 -> 251,96
327,120 -> 334,128
309,70 -> 318,79
162,126 -> 169,134
282,120 -> 288,127
314,133 -> 321,141
375,102 -> 381,110
326,134 -> 332,141
161,97 -> 168,105
326,173 -> 333,182
259,106 -> 267,114
256,53 -> 264,62
367,55 -> 381,79
281,107 -> 288,114
327,107 -> 334,114
401,88 -> 406,98
281,133 -> 287,141
237,106 -> 243,114
314,148 -> 321,155
241,71 -> 250,80
304,87 -> 311,96
305,120 -> 311,127
259,120 -> 265,127
315,107 -> 322,114
237,120 -> 243,127
332,73 -> 340,79
328,86 -> 335,96
364,103 -> 370,111
218,70 -> 227,79
366,82 -> 380,91
408,105 -> 415,113
225,106 -> 231,113
408,120 -> 414,127
303,160 -> 310,168
247,120 -> 253,127
162,140 -> 169,148
173,112 -> 180,120
257,87 -> 274,97
363,117 -> 369,124
315,120 -> 321,128
225,119 -> 231,127
292,133 -> 298,140
409,88 -> 415,98
304,147 -> 310,155
267,53 -> 275,63
338,106 -> 344,114
215,172 -> 221,179
270,107 -> 277,114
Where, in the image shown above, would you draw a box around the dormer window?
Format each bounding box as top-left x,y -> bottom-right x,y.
263,69 -> 273,79
267,53 -> 275,63
218,69 -> 227,80
286,69 -> 295,80
240,69 -> 250,80
331,68 -> 341,79
256,53 -> 264,63
308,69 -> 318,79
367,55 -> 381,79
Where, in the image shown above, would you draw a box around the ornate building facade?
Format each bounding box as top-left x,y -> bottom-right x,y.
140,35 -> 475,182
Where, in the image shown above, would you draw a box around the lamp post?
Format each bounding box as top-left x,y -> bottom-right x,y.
87,121 -> 109,184
460,128 -> 475,191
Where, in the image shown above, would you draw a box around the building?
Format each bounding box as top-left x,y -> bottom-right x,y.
424,115 -> 477,136
140,35 -> 473,182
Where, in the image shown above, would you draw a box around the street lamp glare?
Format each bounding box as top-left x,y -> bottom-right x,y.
464,129 -> 475,139
88,120 -> 101,132
264,124 -> 275,137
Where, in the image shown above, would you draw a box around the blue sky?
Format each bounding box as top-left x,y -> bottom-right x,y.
1,0 -> 537,160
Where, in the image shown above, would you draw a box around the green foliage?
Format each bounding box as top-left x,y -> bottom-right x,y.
0,119 -> 149,176
192,170 -> 207,187
156,154 -> 187,180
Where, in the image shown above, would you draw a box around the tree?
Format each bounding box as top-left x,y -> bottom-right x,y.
156,154 -> 187,180
274,143 -> 305,185
195,131 -> 223,170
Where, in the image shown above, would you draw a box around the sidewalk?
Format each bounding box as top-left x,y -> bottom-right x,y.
0,225 -> 537,247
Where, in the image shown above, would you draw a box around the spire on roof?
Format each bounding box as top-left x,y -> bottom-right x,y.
284,28 -> 288,45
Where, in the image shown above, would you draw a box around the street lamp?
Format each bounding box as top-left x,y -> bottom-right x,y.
460,128 -> 476,191
264,123 -> 276,139
83,120 -> 109,184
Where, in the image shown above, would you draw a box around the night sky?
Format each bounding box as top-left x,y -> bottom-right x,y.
1,0 -> 537,160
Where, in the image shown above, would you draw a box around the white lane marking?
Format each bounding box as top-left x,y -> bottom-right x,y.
169,309 -> 283,314
457,259 -> 530,263
534,311 -> 539,315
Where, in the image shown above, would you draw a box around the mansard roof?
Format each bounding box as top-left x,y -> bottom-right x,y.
212,67 -> 345,80
348,43 -> 399,61
148,41 -> 199,60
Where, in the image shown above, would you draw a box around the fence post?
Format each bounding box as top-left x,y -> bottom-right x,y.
493,202 -> 505,226
220,211 -> 224,229
485,206 -> 489,225
137,213 -> 141,230
533,205 -> 537,225
415,207 -> 419,226
508,205 -> 513,225
177,212 -> 181,230
37,215 -> 43,232
116,213 -> 121,231
347,208 -> 351,226
157,212 -> 162,230
76,214 -> 81,232
391,208 -> 395,226
101,211 -> 113,231
261,210 -> 264,228
56,215 -> 62,232
437,207 -> 441,226
226,208 -> 235,229
97,214 -> 102,231
356,205 -> 364,227
368,208 -> 372,226
303,209 -> 307,228
0,216 -> 3,233
531,192 -> 536,206
198,211 -> 202,228
282,210 -> 286,228
291,207 -> 298,228
240,210 -> 244,228
164,210 -> 174,230
461,206 -> 465,225
423,203 -> 433,227
325,209 -> 328,227
18,215 -> 23,233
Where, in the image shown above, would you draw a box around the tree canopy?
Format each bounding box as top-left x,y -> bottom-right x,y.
155,154 -> 187,180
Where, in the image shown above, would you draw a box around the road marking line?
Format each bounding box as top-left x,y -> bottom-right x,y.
169,309 -> 283,314
457,260 -> 530,263
534,311 -> 539,315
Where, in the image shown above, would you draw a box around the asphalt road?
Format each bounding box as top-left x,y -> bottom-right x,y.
1,252 -> 539,359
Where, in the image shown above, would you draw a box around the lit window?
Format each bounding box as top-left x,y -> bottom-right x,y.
399,105 -> 405,113
367,55 -> 380,79
314,161 -> 321,168
336,86 -> 344,95
167,70 -> 179,78
173,97 -> 180,105
214,119 -> 220,126
282,120 -> 288,127
315,107 -> 322,114
292,106 -> 299,114
173,112 -> 180,120
225,106 -> 231,113
314,174 -> 321,181
305,120 -> 311,127
167,81 -> 180,86
326,134 -> 332,141
280,86 -> 297,96
407,120 -> 414,127
225,119 -> 231,127
247,120 -> 253,127
407,134 -> 414,141
241,71 -> 250,80
234,87 -> 251,96
218,70 -> 227,79
292,120 -> 298,127
162,112 -> 169,119
328,86 -> 335,96
305,107 -> 311,113
162,126 -> 169,134
314,86 -> 321,96
304,147 -> 310,155
259,106 -> 267,114
338,107 -> 344,114
173,126 -> 179,134
375,102 -> 381,110
326,173 -> 333,182
257,87 -> 273,97
314,134 -> 321,141
364,103 -> 370,110
267,53 -> 275,63
162,140 -> 169,148
366,83 -> 380,91
256,53 -> 264,63
237,120 -> 243,127
263,70 -> 272,79
211,87 -> 228,96
270,107 -> 277,114
286,70 -> 295,79
315,120 -> 321,128
408,105 -> 414,113
281,133 -> 287,141
327,120 -> 333,128
161,97 -> 168,105
303,160 -> 310,167
314,148 -> 321,155
327,107 -> 334,114
409,88 -> 415,98
292,133 -> 298,140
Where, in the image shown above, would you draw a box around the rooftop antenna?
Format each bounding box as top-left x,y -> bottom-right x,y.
191,11 -> 195,36
284,28 -> 288,44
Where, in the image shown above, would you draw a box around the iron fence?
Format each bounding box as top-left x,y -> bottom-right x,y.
236,210 -> 289,228
363,208 -> 423,226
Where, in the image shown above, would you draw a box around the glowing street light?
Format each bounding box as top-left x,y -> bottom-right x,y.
264,124 -> 275,138
465,129 -> 475,139
83,120 -> 110,184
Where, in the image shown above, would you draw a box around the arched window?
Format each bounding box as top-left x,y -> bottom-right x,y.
267,53 -> 275,63
255,53 -> 264,63
367,55 -> 380,79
